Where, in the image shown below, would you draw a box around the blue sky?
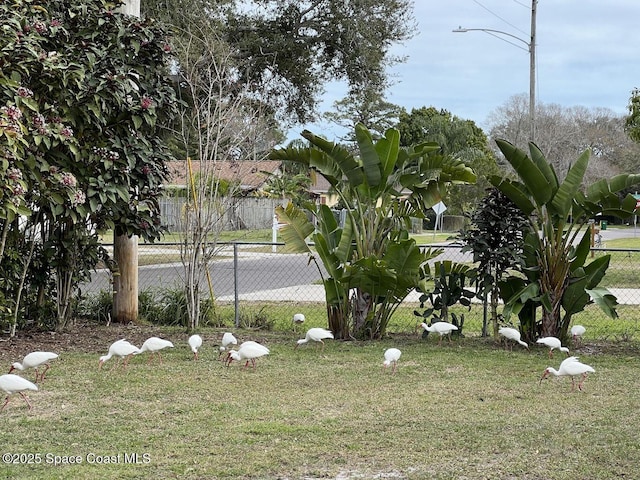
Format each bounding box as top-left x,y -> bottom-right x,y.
292,0 -> 640,142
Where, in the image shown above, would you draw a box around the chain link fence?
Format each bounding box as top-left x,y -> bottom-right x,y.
80,243 -> 640,341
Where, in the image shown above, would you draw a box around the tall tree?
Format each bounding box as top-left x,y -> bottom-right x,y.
143,0 -> 416,125
167,14 -> 281,331
324,90 -> 402,143
395,107 -> 499,215
489,94 -> 640,186
625,87 -> 640,145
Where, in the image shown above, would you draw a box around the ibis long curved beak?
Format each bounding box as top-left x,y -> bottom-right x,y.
539,371 -> 549,385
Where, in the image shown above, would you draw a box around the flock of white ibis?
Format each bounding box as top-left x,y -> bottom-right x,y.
1,351 -> 58,411
0,315 -> 595,412
497,324 -> 594,391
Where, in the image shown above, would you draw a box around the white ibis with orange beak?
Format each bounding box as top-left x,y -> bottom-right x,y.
219,332 -> 238,358
99,339 -> 141,370
138,337 -> 174,364
540,356 -> 595,391
226,341 -> 270,369
188,334 -> 203,360
383,348 -> 402,374
9,351 -> 59,383
295,328 -> 334,351
536,337 -> 570,358
571,325 -> 586,346
293,313 -> 305,332
419,322 -> 458,345
0,374 -> 38,411
498,327 -> 529,350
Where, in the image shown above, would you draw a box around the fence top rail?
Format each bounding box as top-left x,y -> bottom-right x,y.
102,241 -> 640,254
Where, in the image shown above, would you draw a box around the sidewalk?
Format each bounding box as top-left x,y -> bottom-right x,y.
218,286 -> 640,305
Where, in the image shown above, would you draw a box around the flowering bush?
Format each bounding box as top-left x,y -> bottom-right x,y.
0,0 -> 178,331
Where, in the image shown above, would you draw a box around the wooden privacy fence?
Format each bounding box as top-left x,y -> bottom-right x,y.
80,243 -> 640,341
159,197 -> 286,231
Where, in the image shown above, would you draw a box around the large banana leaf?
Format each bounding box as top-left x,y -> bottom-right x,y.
550,149 -> 589,218
528,142 -> 558,189
498,278 -> 540,322
561,254 -> 611,318
376,128 -> 400,180
586,287 -> 618,319
302,130 -> 364,187
561,274 -> 590,320
489,177 -> 536,215
355,123 -> 382,190
496,139 -> 554,207
346,240 -> 429,301
569,228 -> 592,273
275,203 -> 313,254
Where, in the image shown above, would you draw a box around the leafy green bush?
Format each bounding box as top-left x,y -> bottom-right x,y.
236,306 -> 274,330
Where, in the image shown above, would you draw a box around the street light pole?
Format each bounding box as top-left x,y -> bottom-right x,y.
529,0 -> 537,143
454,0 -> 538,142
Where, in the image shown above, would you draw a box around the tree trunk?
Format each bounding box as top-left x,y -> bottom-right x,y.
112,234 -> 138,323
352,289 -> 374,339
327,304 -> 349,340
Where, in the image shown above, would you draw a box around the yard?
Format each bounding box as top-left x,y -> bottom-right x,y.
2,321 -> 640,479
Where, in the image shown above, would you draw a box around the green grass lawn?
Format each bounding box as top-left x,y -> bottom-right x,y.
2,326 -> 640,479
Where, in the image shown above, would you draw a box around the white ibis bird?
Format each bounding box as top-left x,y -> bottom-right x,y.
99,339 -> 141,370
0,374 -> 38,411
295,327 -> 334,350
188,334 -> 203,361
218,332 -> 238,358
540,356 -> 595,391
383,348 -> 402,374
138,337 -> 174,364
419,322 -> 458,345
226,341 -> 270,369
292,313 -> 305,332
498,327 -> 529,350
9,351 -> 59,383
571,325 -> 586,346
536,337 -> 570,358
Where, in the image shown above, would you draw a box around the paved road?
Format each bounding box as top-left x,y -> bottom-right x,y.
82,231 -> 638,300
83,251 -> 327,298
599,226 -> 640,241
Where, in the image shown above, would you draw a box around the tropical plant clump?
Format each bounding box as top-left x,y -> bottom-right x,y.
271,123 -> 476,340
491,140 -> 640,341
414,260 -> 475,337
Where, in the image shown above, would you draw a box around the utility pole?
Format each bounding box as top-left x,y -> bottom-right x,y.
112,0 -> 141,323
453,0 -> 538,142
529,0 -> 537,143
118,0 -> 140,17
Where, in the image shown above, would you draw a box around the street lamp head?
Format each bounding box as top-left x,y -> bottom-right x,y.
452,27 -> 468,33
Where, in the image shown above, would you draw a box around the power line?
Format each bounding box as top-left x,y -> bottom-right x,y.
471,0 -> 529,37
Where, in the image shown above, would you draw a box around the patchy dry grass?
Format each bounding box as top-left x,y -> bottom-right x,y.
1,327 -> 640,479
